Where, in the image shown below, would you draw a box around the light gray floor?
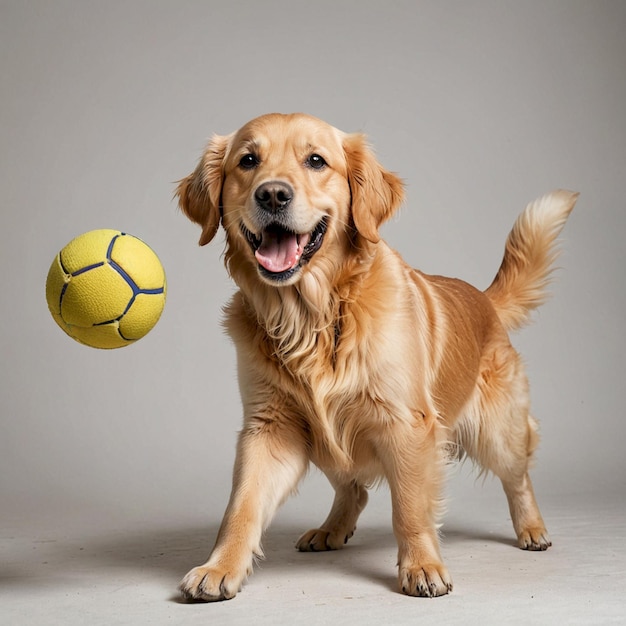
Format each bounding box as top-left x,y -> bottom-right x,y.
2,478 -> 625,625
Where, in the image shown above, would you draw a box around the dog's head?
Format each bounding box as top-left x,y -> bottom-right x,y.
177,113 -> 404,287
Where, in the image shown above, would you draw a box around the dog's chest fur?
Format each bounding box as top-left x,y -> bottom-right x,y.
224,248 -> 441,473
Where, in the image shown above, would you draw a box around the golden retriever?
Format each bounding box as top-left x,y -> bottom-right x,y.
176,112 -> 577,601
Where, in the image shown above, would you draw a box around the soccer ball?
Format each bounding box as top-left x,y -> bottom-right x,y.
46,229 -> 166,349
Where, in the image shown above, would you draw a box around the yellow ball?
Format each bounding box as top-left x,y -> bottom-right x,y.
46,229 -> 167,349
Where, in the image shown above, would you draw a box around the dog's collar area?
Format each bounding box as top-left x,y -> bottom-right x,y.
241,218 -> 328,282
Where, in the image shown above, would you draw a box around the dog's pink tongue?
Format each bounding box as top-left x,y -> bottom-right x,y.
255,231 -> 301,273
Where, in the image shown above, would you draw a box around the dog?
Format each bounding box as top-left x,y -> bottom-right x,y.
176,112 -> 577,601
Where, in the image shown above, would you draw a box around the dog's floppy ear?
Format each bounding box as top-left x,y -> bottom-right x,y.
176,133 -> 231,246
343,133 -> 405,243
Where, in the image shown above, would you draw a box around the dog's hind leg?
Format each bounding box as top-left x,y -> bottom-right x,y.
456,343 -> 551,551
296,475 -> 369,551
500,460 -> 551,551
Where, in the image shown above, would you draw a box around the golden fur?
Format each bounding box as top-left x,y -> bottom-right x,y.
176,112 -> 578,601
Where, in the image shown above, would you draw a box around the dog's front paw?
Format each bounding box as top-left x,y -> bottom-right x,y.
179,563 -> 247,602
517,527 -> 551,551
295,527 -> 354,551
399,562 -> 453,598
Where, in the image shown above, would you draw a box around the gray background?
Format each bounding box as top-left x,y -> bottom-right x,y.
1,1 -> 625,624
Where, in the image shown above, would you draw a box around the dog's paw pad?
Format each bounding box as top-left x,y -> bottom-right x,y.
399,563 -> 453,598
179,565 -> 243,602
518,528 -> 551,551
295,528 -> 352,551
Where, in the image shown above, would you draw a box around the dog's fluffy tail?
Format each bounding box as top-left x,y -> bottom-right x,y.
485,189 -> 578,331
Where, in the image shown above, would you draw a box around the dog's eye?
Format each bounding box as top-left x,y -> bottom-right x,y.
239,154 -> 259,170
306,154 -> 327,170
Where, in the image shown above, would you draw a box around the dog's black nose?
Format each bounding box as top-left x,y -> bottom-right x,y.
255,181 -> 293,213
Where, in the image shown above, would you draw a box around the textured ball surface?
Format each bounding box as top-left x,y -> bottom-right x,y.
46,229 -> 166,349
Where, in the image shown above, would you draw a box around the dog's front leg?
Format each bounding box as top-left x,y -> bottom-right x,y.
377,414 -> 453,598
180,417 -> 308,602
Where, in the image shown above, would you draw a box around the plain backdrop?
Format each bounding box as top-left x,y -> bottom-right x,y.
1,1 -> 625,623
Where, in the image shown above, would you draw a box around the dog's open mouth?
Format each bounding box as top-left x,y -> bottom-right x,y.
241,218 -> 328,281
